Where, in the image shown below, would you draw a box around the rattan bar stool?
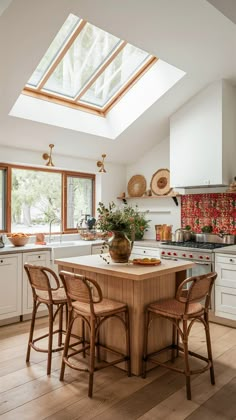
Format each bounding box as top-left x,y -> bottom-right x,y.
59,270 -> 131,398
24,263 -> 69,375
142,272 -> 217,400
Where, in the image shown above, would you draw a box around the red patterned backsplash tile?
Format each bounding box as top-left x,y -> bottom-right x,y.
181,193 -> 236,233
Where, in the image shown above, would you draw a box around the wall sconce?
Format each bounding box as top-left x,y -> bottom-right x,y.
42,144 -> 55,167
97,153 -> 107,173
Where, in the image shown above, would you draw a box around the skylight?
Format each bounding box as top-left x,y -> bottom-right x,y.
23,14 -> 157,116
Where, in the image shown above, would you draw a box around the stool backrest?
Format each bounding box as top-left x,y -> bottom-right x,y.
59,270 -> 103,315
176,272 -> 217,312
24,263 -> 60,302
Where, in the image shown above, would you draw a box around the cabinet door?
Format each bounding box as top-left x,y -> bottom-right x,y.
0,254 -> 22,320
215,285 -> 236,321
22,251 -> 51,314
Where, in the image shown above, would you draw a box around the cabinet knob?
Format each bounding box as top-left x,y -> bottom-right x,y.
230,258 -> 234,263
0,260 -> 3,263
38,256 -> 41,258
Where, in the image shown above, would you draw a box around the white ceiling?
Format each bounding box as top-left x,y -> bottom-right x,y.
1,0 -> 236,165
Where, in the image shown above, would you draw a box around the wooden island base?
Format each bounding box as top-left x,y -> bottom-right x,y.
56,255 -> 194,375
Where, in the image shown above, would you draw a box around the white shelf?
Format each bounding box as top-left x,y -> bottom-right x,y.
117,194 -> 181,206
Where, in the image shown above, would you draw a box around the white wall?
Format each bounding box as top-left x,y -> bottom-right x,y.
126,137 -> 181,240
0,145 -> 126,217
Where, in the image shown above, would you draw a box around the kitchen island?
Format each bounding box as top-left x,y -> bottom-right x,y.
55,254 -> 194,375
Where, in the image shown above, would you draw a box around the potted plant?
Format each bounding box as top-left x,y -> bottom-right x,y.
96,202 -> 150,241
96,202 -> 150,263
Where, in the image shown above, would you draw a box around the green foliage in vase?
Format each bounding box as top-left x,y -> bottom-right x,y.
96,201 -> 150,240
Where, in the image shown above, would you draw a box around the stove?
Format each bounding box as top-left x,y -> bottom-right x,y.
160,241 -> 232,263
159,240 -> 232,312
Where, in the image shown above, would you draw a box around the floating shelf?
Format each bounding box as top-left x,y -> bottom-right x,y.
117,194 -> 181,206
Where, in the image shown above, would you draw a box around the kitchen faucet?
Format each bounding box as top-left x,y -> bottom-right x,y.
48,217 -> 57,243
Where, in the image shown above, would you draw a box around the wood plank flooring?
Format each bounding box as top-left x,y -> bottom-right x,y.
0,318 -> 236,419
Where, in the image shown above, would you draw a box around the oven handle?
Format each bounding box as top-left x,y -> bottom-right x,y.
194,261 -> 212,266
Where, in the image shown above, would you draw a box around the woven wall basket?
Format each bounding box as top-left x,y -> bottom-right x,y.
127,175 -> 147,197
150,168 -> 172,196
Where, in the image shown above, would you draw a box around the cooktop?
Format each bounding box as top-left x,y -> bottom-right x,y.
160,241 -> 232,250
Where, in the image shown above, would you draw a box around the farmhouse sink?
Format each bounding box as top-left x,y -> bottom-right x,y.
50,241 -> 91,259
49,241 -> 79,247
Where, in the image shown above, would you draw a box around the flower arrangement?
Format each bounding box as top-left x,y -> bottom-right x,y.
96,201 -> 150,240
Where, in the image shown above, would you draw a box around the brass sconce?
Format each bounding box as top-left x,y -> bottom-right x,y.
97,153 -> 107,173
42,144 -> 55,167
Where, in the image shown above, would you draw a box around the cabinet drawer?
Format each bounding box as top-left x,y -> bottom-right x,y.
91,244 -> 109,255
23,252 -> 49,263
131,247 -> 160,258
215,285 -> 236,320
215,262 -> 236,288
215,254 -> 236,265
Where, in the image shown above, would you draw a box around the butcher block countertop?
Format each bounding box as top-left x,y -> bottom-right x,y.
55,254 -> 194,281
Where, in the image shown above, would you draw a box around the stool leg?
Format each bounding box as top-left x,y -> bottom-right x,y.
176,320 -> 180,357
60,311 -> 73,381
125,310 -> 131,377
88,319 -> 96,398
96,317 -> 101,362
82,319 -> 86,358
26,299 -> 37,363
171,322 -> 177,362
142,310 -> 150,379
47,304 -> 54,375
58,304 -> 63,347
204,312 -> 215,385
182,319 -> 191,400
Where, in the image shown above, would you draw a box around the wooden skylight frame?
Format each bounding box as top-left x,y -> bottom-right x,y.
22,16 -> 158,117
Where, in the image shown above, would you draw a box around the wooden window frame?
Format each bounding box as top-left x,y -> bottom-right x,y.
22,18 -> 158,116
0,163 -> 95,235
0,165 -> 8,233
63,171 -> 96,233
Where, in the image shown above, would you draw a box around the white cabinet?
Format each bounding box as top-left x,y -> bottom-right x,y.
0,254 -> 22,320
22,250 -> 51,315
170,80 -> 236,188
131,246 -> 160,260
215,254 -> 236,320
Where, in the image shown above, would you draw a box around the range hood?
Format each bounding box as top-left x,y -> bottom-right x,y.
169,80 -> 236,189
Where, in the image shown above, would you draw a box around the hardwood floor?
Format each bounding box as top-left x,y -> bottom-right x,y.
0,318 -> 236,419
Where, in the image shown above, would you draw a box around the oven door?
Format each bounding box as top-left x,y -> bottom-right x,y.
187,261 -> 214,311
187,261 -> 213,277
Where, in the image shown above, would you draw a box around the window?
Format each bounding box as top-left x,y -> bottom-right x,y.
1,164 -> 95,234
0,167 -> 7,231
11,168 -> 62,233
66,174 -> 94,229
23,14 -> 157,115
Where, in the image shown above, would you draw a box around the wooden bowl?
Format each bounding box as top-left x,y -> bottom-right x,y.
8,235 -> 29,247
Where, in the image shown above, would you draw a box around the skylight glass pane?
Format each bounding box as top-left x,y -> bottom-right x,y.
43,22 -> 120,98
79,43 -> 150,108
27,14 -> 80,87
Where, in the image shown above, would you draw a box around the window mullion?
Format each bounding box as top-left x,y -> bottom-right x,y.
75,40 -> 127,102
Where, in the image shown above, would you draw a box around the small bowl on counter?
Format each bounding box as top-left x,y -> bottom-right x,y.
8,234 -> 30,247
78,229 -> 97,241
